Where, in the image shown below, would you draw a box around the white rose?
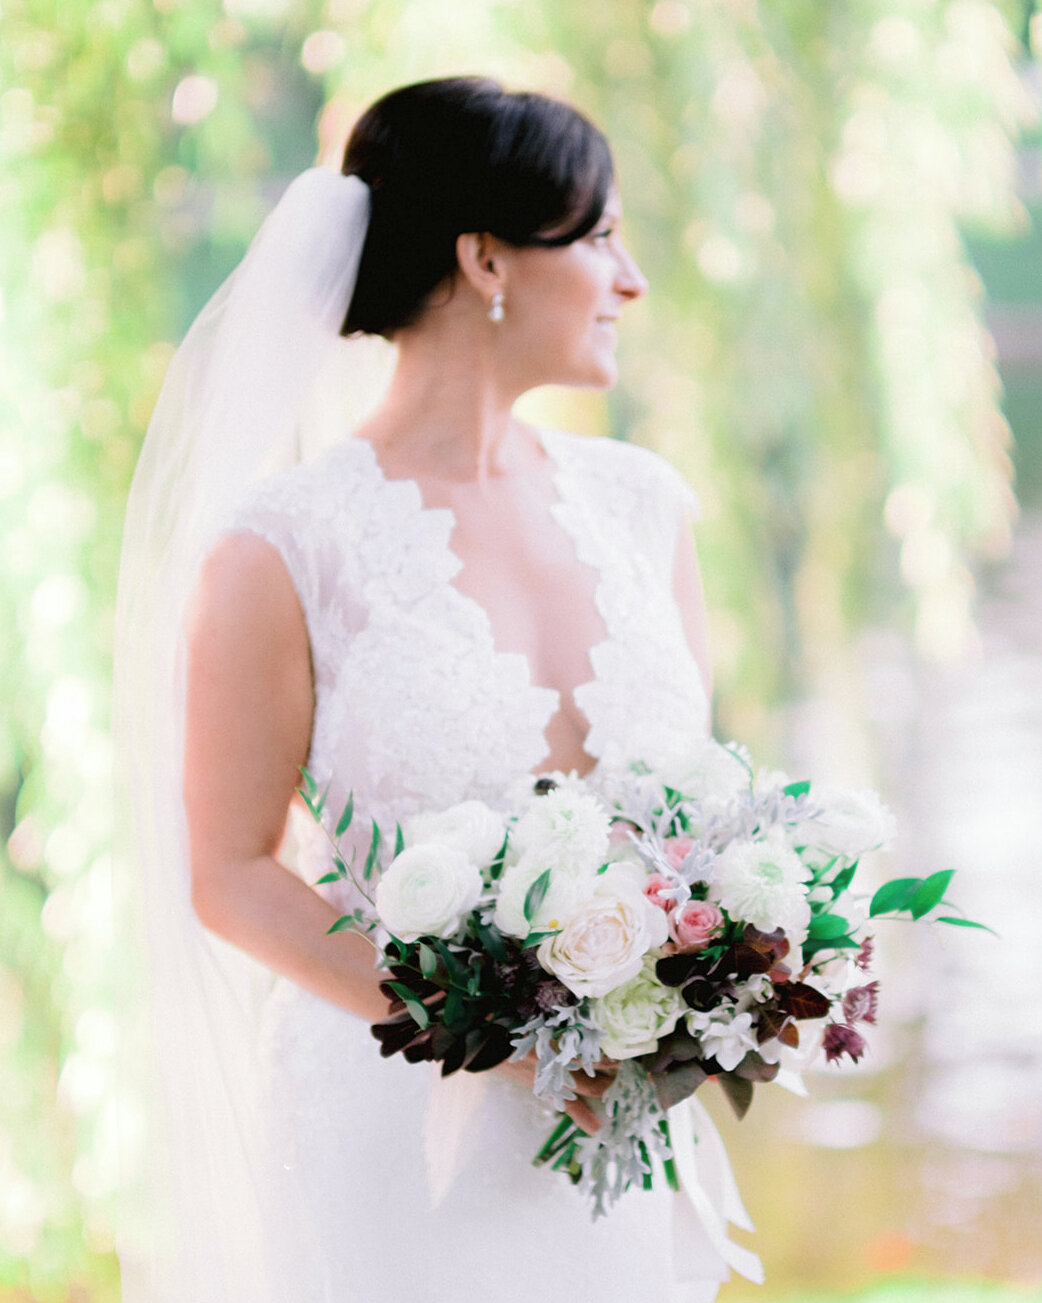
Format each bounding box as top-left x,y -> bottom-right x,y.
511,786 -> 611,873
405,800 -> 506,866
536,868 -> 669,999
590,957 -> 685,1059
493,850 -> 593,939
795,787 -> 897,864
374,843 -> 483,942
709,830 -> 812,945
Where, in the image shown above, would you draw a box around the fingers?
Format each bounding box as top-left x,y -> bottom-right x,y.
565,1095 -> 602,1135
571,1069 -> 615,1099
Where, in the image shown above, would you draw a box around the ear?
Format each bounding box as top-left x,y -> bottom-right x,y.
455,232 -> 508,300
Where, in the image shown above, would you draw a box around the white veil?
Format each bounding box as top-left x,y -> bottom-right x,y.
111,169 -> 385,1300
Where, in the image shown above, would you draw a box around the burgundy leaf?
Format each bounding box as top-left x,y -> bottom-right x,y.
653,1060 -> 709,1112
778,981 -> 831,1021
718,1072 -> 755,1120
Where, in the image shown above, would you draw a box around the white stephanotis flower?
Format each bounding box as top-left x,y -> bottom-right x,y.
709,829 -> 812,945
687,1007 -> 758,1073
511,784 -> 611,873
589,957 -> 684,1059
405,800 -> 506,867
536,866 -> 669,999
375,843 -> 483,942
793,786 -> 897,865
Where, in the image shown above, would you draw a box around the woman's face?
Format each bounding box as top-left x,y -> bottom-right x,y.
499,190 -> 648,392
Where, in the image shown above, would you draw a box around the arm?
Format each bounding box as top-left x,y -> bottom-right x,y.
182,531 -> 390,1023
184,532 -> 608,1129
673,511 -> 714,709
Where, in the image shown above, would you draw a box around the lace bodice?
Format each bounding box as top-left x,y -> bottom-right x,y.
228,429 -> 709,875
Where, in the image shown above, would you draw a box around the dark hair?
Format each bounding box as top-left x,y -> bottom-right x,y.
341,77 -> 614,337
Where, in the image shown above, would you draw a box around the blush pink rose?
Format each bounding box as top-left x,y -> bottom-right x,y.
643,874 -> 676,912
668,900 -> 724,952
663,836 -> 696,872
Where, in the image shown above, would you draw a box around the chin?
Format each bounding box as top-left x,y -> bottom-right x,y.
559,356 -> 618,390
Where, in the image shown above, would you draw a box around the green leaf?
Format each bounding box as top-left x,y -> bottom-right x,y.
869,877 -> 924,917
783,780 -> 810,799
523,868 -> 552,925
936,916 -> 999,935
808,913 -> 850,940
335,792 -> 355,838
314,871 -> 342,885
394,823 -> 405,858
363,820 -> 383,882
333,855 -> 349,879
488,833 -> 509,880
385,981 -> 430,1029
521,930 -> 559,949
472,918 -> 509,963
802,934 -> 860,959
417,943 -> 438,979
326,915 -> 357,935
315,779 -> 331,817
908,869 -> 956,919
298,766 -> 318,799
829,865 -> 857,898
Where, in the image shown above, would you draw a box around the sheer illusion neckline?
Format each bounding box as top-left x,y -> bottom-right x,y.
350,429 -> 611,775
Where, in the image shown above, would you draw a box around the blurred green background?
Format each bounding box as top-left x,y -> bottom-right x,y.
2,0 -> 1041,1299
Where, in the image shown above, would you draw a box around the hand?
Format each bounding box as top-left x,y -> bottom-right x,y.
494,1054 -> 618,1134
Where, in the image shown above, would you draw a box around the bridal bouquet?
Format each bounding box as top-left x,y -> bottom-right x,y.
301,740 -> 984,1215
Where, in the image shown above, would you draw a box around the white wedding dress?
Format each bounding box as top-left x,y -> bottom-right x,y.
222,427 -> 732,1302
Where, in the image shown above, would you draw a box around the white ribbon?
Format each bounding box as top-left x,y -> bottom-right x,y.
667,1095 -> 765,1286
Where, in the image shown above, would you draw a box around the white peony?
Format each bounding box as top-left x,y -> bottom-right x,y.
660,738 -> 752,810
536,867 -> 669,999
794,786 -> 897,865
492,850 -> 593,939
404,800 -> 506,867
511,786 -> 611,873
709,830 -> 812,945
589,957 -> 684,1059
374,843 -> 483,942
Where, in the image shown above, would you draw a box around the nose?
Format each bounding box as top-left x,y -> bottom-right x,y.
614,240 -> 648,303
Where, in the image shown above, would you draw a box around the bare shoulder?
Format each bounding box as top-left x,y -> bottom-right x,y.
187,531 -> 307,656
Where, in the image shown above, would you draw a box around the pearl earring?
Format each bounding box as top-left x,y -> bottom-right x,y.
488,292 -> 505,323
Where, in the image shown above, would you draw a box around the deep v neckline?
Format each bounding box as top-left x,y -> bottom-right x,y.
352,429 -> 613,774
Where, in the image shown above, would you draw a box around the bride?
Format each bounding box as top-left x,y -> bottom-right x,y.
116,76 -> 749,1302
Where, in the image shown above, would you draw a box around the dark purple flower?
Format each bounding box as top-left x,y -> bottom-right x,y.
842,981 -> 880,1026
535,979 -> 574,1012
824,1022 -> 867,1064
854,936 -> 874,971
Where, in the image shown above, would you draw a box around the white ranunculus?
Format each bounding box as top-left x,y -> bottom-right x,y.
492,850 -> 593,939
794,786 -> 897,864
589,957 -> 684,1059
709,830 -> 812,945
405,800 -> 506,867
511,786 -> 611,874
374,843 -> 483,942
536,868 -> 669,999
660,738 -> 752,810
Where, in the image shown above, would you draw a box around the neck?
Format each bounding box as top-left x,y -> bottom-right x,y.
355,308 -> 537,484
